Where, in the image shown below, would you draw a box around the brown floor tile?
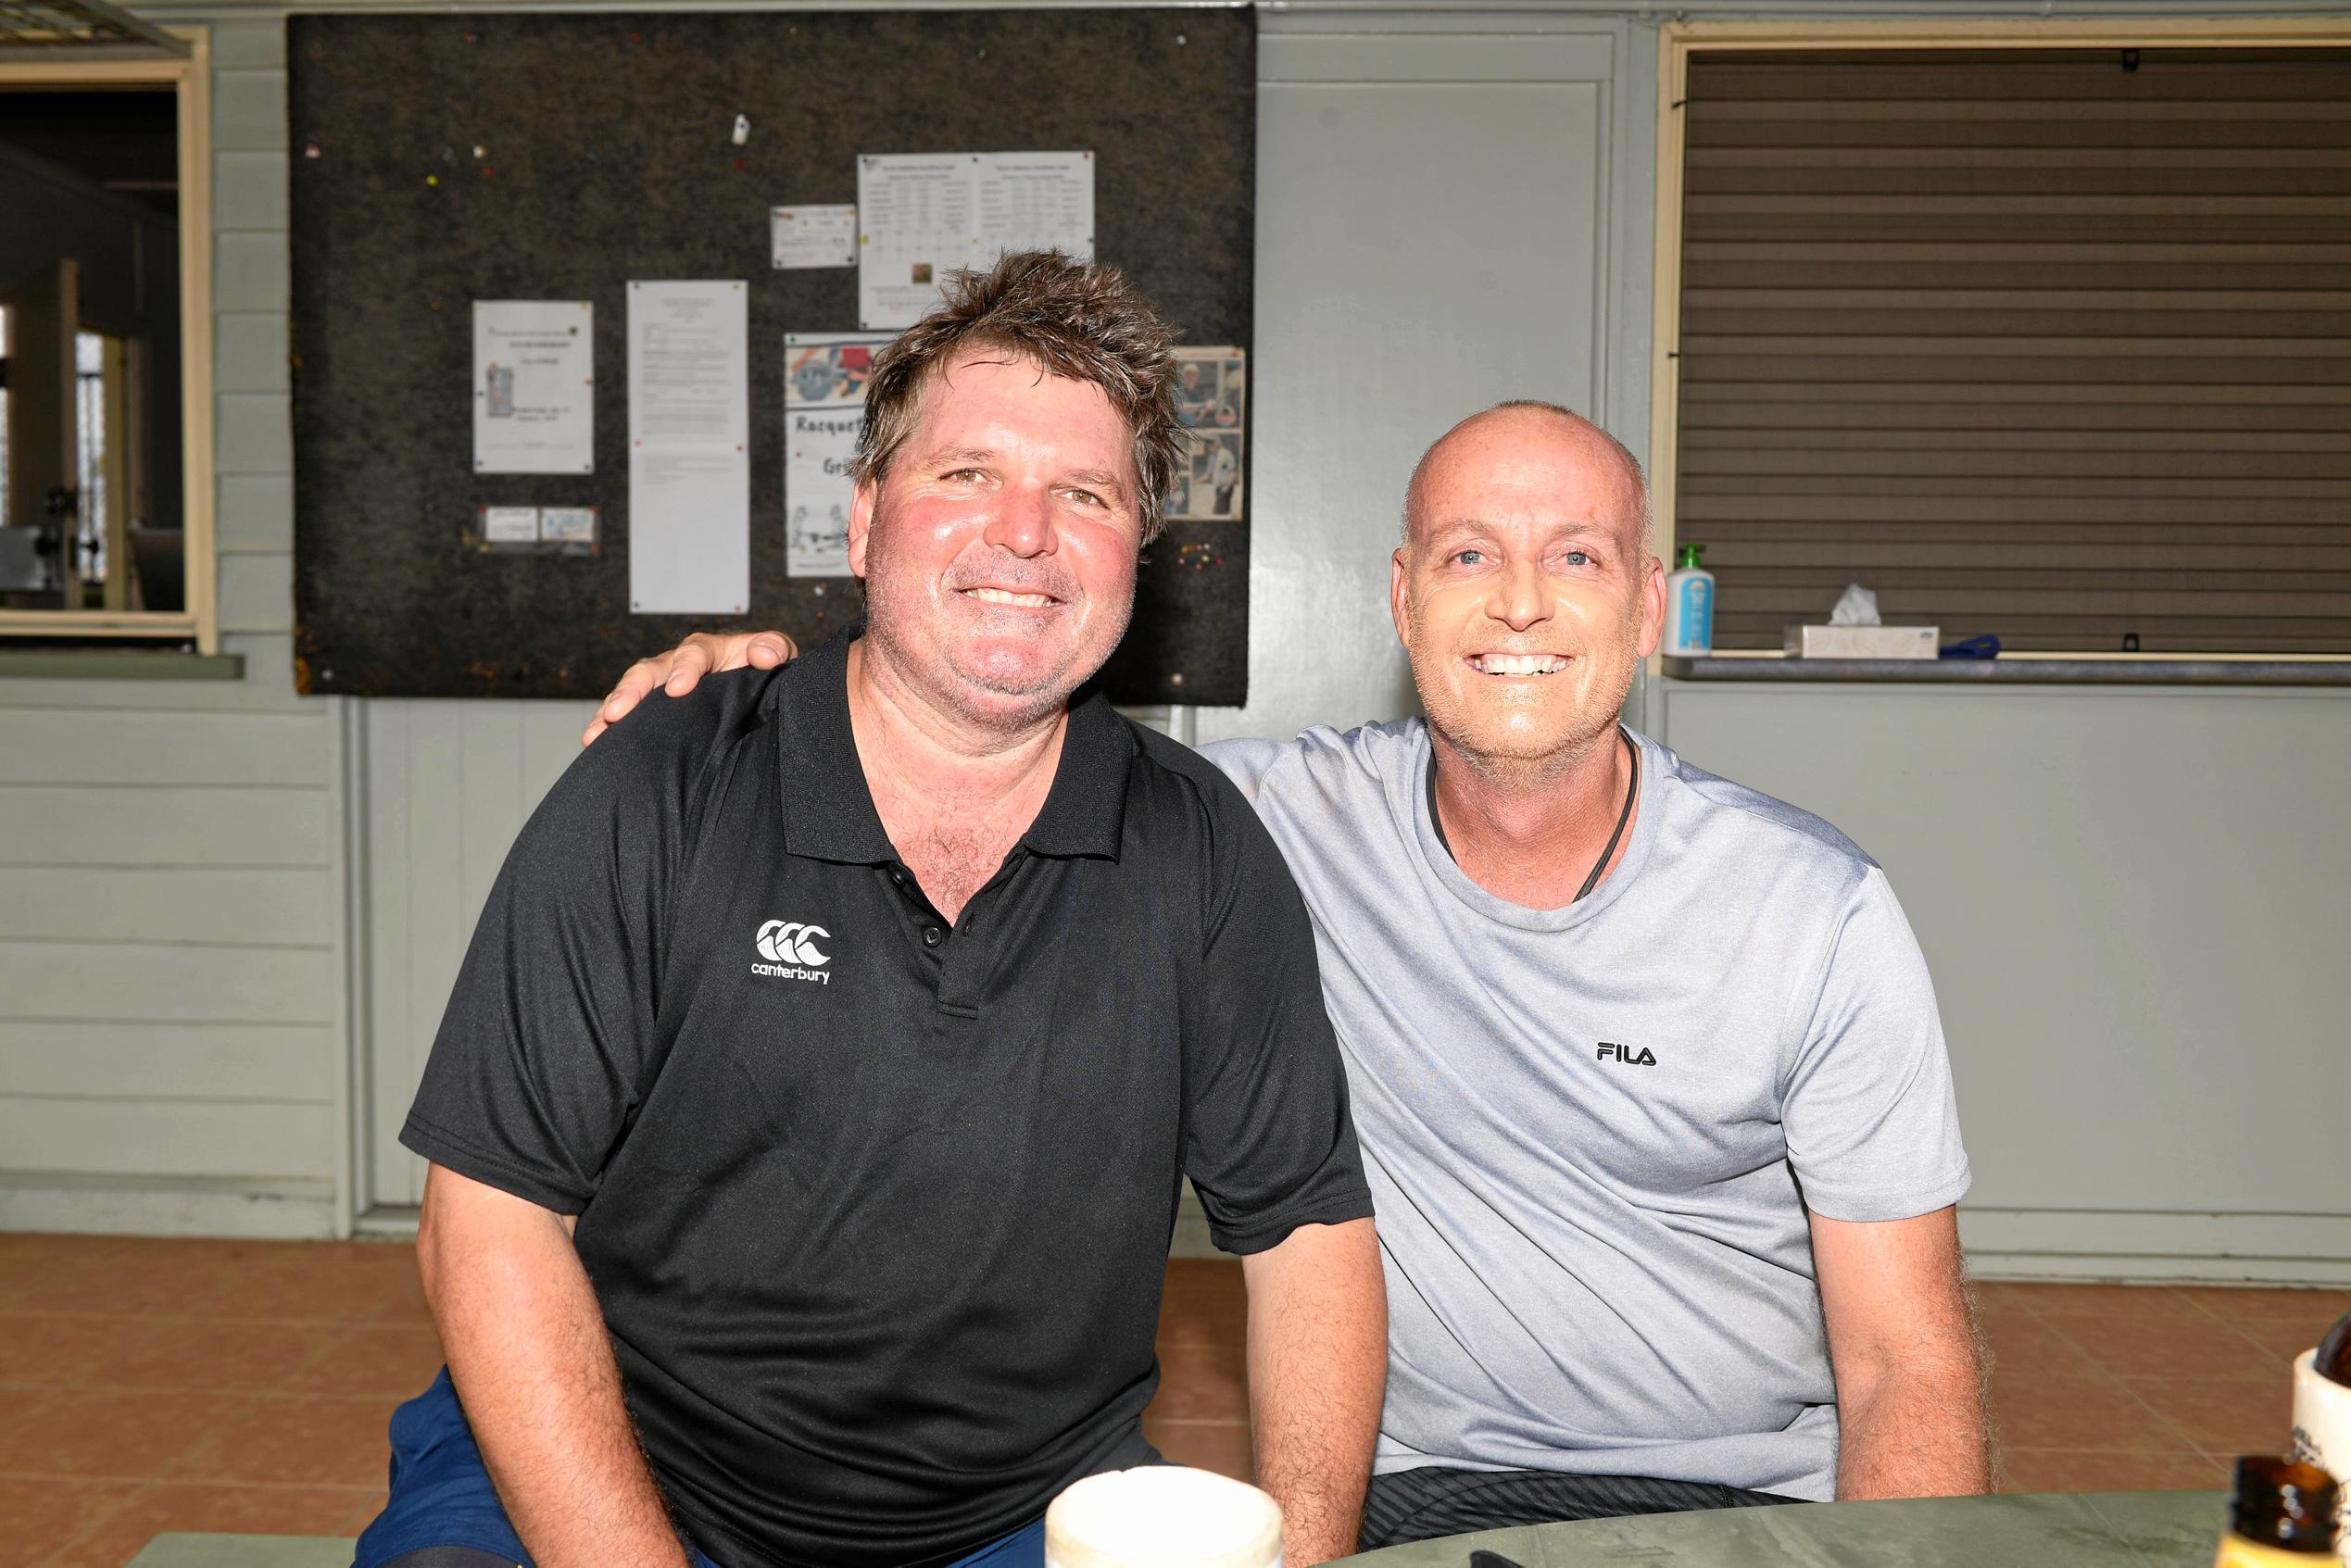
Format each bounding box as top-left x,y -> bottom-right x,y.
0,1236 -> 127,1311
1971,1282 -> 2051,1311
2229,1315 -> 2340,1366
283,1323 -> 445,1400
0,1314 -> 148,1387
1149,1341 -> 1251,1424
1159,1260 -> 1248,1347
1997,1447 -> 2228,1494
2000,1284 -> 2212,1323
193,1243 -> 427,1324
44,1481 -> 377,1568
0,1381 -> 58,1436
165,1394 -> 401,1489
2170,1287 -> 2351,1323
2044,1312 -> 2285,1383
1,1240 -> 249,1320
0,1386 -> 232,1480
0,1474 -> 138,1568
338,1487 -> 391,1534
1142,1418 -> 1254,1484
1988,1372 -> 2189,1453
2122,1376 -> 2297,1460
1980,1307 -> 2105,1381
90,1319 -> 351,1396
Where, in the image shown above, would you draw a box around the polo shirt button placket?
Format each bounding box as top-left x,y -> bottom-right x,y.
923,924 -> 944,948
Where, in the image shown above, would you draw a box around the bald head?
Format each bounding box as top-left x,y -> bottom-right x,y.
1402,401 -> 1651,555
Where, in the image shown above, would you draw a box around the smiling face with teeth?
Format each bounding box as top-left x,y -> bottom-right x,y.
849,350 -> 1146,732
1391,405 -> 1666,785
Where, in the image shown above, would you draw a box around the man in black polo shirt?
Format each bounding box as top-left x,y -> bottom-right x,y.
354,253 -> 1383,1568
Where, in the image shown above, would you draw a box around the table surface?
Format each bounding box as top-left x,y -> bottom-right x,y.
1342,1489 -> 2229,1567
123,1492 -> 2232,1568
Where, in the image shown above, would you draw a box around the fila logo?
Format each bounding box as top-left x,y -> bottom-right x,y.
752,920 -> 832,984
1597,1042 -> 1657,1067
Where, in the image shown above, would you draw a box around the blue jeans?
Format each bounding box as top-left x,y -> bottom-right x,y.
352,1368 -> 1046,1568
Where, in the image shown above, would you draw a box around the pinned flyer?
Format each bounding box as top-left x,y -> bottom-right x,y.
772,205 -> 857,270
1163,347 -> 1247,522
479,505 -> 540,544
857,152 -> 1093,328
627,281 -> 750,614
784,332 -> 890,579
472,301 -> 594,475
540,506 -> 597,545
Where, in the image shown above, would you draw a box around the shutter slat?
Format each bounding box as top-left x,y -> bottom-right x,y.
1678,46 -> 2351,651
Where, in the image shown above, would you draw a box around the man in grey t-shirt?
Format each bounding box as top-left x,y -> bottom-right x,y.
597,401 -> 1990,1546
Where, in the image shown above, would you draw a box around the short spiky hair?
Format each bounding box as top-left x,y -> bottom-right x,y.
852,250 -> 1186,543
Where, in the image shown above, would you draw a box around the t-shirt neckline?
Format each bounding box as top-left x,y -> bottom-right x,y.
1409,720 -> 1662,934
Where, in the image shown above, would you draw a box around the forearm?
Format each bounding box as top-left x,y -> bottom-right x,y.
420,1169 -> 690,1568
1834,1349 -> 1993,1499
1811,1207 -> 1992,1500
1242,1219 -> 1386,1565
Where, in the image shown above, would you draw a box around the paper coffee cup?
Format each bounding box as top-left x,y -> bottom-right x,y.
1045,1465 -> 1282,1568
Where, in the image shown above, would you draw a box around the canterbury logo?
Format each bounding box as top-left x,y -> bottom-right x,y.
756,921 -> 830,966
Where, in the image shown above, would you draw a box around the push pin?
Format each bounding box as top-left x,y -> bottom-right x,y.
732,113 -> 750,145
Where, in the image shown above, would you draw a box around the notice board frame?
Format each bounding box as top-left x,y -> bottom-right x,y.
287,6 -> 1253,703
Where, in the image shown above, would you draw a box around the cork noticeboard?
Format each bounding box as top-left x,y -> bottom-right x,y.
287,7 -> 1253,703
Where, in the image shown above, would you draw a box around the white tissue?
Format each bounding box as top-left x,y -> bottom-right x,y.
1828,583 -> 1880,626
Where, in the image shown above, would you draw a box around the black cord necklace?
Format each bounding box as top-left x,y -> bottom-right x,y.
1427,726 -> 1641,902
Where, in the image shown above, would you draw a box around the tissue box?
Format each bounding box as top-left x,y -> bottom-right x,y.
1784,624 -> 1939,659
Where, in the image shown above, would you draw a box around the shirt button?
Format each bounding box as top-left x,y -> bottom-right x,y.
923,924 -> 944,948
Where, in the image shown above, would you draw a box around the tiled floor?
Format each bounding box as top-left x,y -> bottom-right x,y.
0,1235 -> 2340,1568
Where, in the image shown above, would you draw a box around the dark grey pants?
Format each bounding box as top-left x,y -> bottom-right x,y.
1359,1465 -> 1800,1550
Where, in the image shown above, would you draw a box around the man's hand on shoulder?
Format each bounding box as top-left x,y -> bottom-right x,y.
582,631 -> 799,746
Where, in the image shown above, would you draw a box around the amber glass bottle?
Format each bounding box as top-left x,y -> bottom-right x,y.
2291,1307 -> 2351,1566
2216,1456 -> 2340,1567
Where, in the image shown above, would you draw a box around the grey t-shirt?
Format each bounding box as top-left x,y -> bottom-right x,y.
1205,720 -> 1969,1501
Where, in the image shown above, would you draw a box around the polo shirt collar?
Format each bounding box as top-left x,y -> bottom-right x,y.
773,623 -> 1131,866
1020,684 -> 1132,861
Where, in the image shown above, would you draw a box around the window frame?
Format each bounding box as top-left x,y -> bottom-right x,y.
0,30 -> 216,653
1649,16 -> 2351,669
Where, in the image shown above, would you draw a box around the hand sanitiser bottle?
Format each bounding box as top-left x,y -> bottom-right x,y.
1664,544 -> 1715,657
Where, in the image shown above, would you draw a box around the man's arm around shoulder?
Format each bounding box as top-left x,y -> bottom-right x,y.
418,1163 -> 691,1568
1242,1216 -> 1385,1565
1811,1204 -> 1993,1499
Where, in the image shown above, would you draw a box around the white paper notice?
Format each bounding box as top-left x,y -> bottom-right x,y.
772,205 -> 858,270
480,506 -> 539,544
539,506 -> 597,545
858,155 -> 973,329
858,151 -> 1094,329
976,153 -> 1093,261
472,301 -> 594,474
627,281 -> 749,614
784,332 -> 891,579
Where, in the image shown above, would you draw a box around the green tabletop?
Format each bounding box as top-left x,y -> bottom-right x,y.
127,1536 -> 355,1568
1341,1490 -> 2229,1567
123,1493 -> 2231,1568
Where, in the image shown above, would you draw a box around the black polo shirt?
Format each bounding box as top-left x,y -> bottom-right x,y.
401,625 -> 1373,1568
